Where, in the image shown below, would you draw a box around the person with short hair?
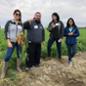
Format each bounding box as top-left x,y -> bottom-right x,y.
23,12 -> 45,70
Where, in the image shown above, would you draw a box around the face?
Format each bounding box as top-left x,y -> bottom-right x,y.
52,15 -> 57,21
68,19 -> 74,26
34,13 -> 41,21
14,11 -> 21,21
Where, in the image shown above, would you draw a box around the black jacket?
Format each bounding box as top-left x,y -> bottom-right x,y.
47,21 -> 64,39
23,20 -> 45,43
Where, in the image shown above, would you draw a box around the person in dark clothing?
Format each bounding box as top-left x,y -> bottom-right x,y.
64,18 -> 80,65
23,12 -> 45,69
47,12 -> 64,61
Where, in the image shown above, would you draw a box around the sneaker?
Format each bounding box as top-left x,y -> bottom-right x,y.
25,67 -> 31,71
68,61 -> 73,67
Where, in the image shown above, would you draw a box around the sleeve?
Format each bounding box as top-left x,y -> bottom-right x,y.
64,28 -> 69,37
47,22 -> 52,32
22,24 -> 25,34
42,28 -> 45,42
73,27 -> 80,37
23,21 -> 30,30
4,21 -> 10,39
60,21 -> 64,38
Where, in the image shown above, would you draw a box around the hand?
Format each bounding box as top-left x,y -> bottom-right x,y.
68,32 -> 74,36
51,23 -> 56,28
58,39 -> 62,43
7,40 -> 13,48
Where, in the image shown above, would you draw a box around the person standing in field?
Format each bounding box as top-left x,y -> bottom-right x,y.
1,9 -> 24,79
23,12 -> 45,70
47,12 -> 64,62
64,18 -> 80,66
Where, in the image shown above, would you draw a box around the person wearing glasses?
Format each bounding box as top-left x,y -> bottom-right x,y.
1,9 -> 23,79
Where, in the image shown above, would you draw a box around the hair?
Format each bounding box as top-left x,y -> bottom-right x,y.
35,12 -> 41,15
34,12 -> 41,23
52,12 -> 60,22
13,9 -> 22,22
66,18 -> 77,28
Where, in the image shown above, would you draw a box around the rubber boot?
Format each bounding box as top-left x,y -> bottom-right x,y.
16,58 -> 22,72
1,61 -> 8,79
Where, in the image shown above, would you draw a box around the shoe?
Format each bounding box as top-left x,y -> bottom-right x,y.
16,58 -> 22,72
0,61 -> 8,79
68,61 -> 73,67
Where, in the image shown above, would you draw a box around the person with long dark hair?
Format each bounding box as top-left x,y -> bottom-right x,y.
47,12 -> 64,62
64,18 -> 80,66
1,9 -> 24,79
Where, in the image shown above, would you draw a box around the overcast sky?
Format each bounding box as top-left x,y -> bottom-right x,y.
0,0 -> 86,27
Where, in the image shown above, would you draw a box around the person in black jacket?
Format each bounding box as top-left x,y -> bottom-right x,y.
47,12 -> 64,61
23,12 -> 45,70
64,18 -> 80,65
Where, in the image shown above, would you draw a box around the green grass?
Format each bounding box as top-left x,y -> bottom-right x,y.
77,29 -> 86,51
0,28 -> 86,61
42,28 -> 86,57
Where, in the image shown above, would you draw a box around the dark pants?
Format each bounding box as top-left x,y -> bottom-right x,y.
67,44 -> 76,62
4,42 -> 21,62
26,43 -> 41,68
47,35 -> 62,59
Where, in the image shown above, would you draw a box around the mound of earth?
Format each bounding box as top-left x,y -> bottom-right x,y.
0,52 -> 86,86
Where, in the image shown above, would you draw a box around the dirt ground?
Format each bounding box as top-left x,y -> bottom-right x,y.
0,52 -> 86,86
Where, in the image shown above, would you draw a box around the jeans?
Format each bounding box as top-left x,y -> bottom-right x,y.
47,35 -> 62,59
67,44 -> 76,62
4,42 -> 22,62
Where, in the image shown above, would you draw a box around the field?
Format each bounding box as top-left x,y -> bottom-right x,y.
0,28 -> 86,60
42,28 -> 86,57
0,28 -> 86,85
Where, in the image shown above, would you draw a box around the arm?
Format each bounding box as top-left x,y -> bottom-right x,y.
23,21 -> 31,30
4,21 -> 10,39
47,22 -> 53,32
42,28 -> 45,42
60,21 -> 64,38
64,28 -> 69,37
73,27 -> 80,37
67,27 -> 80,37
4,20 -> 13,47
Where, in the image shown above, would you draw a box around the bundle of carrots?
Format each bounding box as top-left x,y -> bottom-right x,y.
16,32 -> 25,45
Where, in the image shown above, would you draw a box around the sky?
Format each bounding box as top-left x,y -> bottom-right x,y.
0,0 -> 86,27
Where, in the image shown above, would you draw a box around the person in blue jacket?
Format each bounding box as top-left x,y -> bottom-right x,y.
64,18 -> 80,64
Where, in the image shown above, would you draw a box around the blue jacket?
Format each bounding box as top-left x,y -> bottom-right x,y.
64,26 -> 80,45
